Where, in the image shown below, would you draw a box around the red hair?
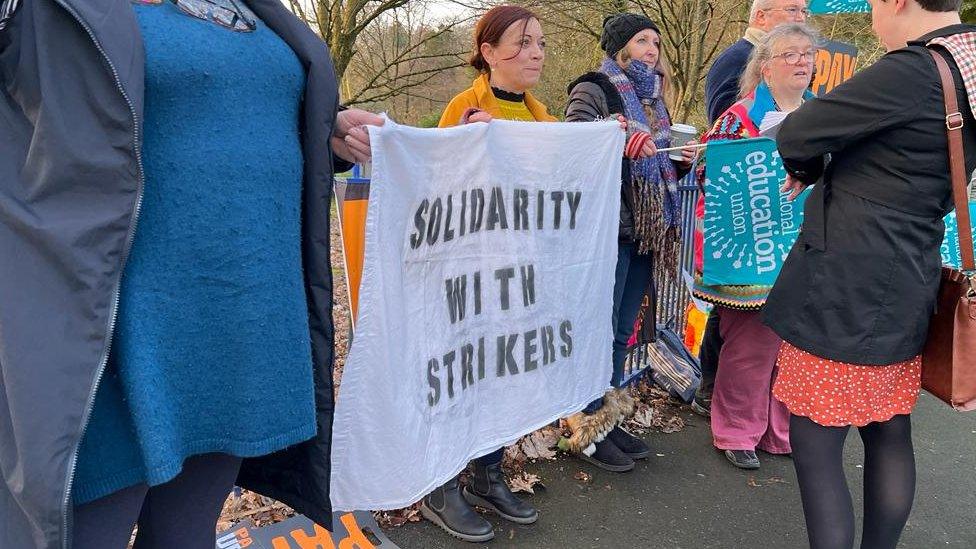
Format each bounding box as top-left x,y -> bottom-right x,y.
469,5 -> 539,73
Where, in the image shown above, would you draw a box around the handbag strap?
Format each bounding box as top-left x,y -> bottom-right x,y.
929,48 -> 975,271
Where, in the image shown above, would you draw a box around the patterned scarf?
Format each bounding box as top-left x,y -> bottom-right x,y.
600,57 -> 681,277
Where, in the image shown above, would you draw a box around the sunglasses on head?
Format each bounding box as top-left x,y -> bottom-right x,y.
135,0 -> 256,33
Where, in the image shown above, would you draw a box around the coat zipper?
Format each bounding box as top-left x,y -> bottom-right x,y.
50,2 -> 146,548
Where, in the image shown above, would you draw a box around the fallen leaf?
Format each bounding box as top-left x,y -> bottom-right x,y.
507,472 -> 543,494
574,471 -> 592,483
519,430 -> 558,461
373,503 -> 423,529
655,414 -> 686,434
629,407 -> 655,429
503,445 -> 528,472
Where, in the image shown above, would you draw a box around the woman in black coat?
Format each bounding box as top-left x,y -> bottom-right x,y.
764,1 -> 976,547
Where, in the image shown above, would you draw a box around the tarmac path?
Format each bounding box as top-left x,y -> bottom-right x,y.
386,392 -> 976,548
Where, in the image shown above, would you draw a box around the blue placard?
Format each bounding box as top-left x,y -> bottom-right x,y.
702,138 -> 810,286
809,0 -> 870,14
940,202 -> 976,268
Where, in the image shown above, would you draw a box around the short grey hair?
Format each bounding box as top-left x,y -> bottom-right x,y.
749,0 -> 775,22
739,23 -> 822,98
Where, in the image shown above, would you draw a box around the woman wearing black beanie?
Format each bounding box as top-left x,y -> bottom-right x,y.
562,13 -> 697,472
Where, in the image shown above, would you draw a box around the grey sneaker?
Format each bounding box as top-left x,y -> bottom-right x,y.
725,450 -> 760,469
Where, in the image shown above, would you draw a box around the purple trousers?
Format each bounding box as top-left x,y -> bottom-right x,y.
710,307 -> 791,454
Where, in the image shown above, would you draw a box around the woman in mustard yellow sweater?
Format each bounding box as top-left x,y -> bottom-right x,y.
438,6 -> 555,129
420,5 -> 553,543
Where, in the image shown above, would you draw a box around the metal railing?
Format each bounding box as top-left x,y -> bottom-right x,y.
655,176 -> 701,330
622,175 -> 701,388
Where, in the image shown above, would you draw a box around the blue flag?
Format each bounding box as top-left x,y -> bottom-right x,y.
940,202 -> 976,268
809,0 -> 870,14
703,138 -> 810,286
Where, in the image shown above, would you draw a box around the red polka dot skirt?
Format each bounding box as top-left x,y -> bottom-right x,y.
772,342 -> 921,427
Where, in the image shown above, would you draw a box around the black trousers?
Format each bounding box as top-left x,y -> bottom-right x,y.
698,307 -> 723,396
73,453 -> 242,549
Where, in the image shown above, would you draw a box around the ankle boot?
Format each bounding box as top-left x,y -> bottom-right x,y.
582,437 -> 636,472
421,476 -> 494,542
463,462 -> 539,524
606,425 -> 651,459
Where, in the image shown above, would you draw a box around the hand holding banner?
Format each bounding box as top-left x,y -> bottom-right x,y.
330,118 -> 624,511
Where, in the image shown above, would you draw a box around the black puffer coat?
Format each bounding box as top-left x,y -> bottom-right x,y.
565,71 -> 689,243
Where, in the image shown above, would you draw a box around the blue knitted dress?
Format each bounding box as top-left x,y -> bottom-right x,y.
73,1 -> 316,504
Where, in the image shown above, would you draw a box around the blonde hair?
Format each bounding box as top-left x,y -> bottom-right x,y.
738,23 -> 821,98
615,40 -> 674,110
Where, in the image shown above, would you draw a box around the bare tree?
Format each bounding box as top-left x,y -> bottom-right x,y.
343,3 -> 473,107
633,0 -> 744,122
391,1 -> 884,125
817,13 -> 884,66
452,0 -> 744,125
286,0 -> 474,101
286,0 -> 406,79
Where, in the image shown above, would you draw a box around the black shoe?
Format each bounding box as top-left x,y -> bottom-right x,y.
421,476 -> 495,542
579,438 -> 635,472
463,462 -> 538,524
724,450 -> 760,470
691,390 -> 711,417
606,426 -> 650,459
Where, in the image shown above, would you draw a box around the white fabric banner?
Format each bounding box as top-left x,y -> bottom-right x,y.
330,118 -> 624,511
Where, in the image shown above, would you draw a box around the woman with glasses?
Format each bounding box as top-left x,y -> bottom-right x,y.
697,1 -> 810,419
0,0 -> 381,547
419,5 -> 552,543
691,24 -> 818,470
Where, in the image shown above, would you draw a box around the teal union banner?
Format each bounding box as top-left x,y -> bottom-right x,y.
809,0 -> 870,14
702,138 -> 810,286
940,202 -> 976,268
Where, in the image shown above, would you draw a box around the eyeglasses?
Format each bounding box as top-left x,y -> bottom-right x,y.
134,0 -> 257,32
771,51 -> 816,64
765,6 -> 810,18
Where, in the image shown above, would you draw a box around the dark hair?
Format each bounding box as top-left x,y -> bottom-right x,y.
469,5 -> 539,73
903,0 -> 961,11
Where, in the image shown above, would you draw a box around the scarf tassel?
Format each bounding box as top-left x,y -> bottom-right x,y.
632,177 -> 680,284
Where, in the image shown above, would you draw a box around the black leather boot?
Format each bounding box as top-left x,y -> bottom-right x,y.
582,437 -> 636,472
463,462 -> 539,524
421,476 -> 494,542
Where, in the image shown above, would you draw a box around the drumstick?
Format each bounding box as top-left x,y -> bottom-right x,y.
655,143 -> 709,153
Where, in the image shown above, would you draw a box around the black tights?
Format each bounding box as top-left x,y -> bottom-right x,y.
790,414 -> 916,549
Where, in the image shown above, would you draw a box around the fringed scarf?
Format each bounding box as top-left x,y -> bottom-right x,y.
599,57 -> 681,279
